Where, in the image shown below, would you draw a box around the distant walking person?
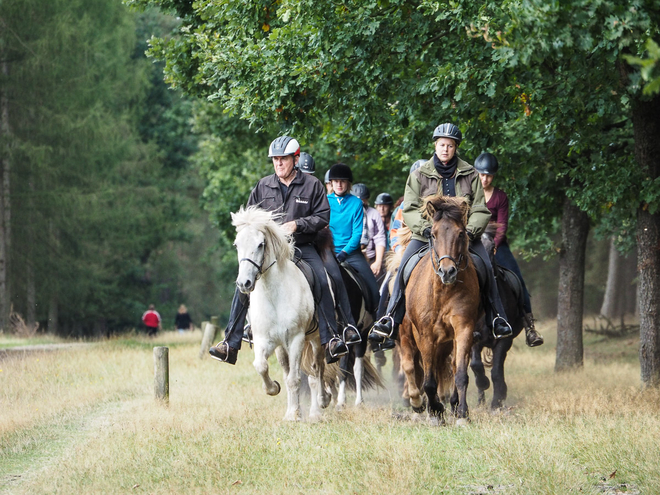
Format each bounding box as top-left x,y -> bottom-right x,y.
142,304 -> 162,337
175,304 -> 193,333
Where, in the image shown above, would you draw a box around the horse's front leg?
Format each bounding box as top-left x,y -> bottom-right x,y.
278,335 -> 305,421
252,339 -> 280,396
308,336 -> 330,419
399,318 -> 424,412
336,354 -> 349,410
470,343 -> 489,406
354,356 -> 364,406
452,317 -> 474,425
490,338 -> 513,409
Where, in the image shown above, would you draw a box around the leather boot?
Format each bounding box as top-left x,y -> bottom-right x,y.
209,341 -> 239,364
524,313 -> 544,347
325,337 -> 348,364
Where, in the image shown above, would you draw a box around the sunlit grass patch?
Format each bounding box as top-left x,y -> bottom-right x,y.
1,320 -> 658,494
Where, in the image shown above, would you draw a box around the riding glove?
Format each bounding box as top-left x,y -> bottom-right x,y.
336,251 -> 348,263
422,227 -> 432,239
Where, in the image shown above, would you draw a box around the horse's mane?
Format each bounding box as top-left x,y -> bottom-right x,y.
231,206 -> 295,265
420,194 -> 470,226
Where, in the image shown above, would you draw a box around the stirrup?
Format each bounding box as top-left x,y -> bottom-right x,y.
327,336 -> 349,359
343,324 -> 361,344
241,323 -> 253,348
371,315 -> 395,338
209,341 -> 231,362
491,316 -> 513,340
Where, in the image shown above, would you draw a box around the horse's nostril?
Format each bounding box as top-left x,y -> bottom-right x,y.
244,280 -> 252,289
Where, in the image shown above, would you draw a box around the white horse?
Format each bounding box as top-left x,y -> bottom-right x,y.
231,206 -> 336,421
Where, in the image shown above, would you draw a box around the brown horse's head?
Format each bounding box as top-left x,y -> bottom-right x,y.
421,195 -> 470,285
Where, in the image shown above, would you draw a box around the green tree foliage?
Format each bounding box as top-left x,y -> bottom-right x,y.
0,0 -> 204,334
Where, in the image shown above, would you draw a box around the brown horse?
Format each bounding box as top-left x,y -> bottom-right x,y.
398,195 -> 482,424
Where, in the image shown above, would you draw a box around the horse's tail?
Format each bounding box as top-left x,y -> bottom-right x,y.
300,341 -> 343,386
341,351 -> 385,391
315,227 -> 335,262
481,347 -> 493,368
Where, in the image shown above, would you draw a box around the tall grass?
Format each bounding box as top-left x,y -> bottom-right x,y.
1,322 -> 657,494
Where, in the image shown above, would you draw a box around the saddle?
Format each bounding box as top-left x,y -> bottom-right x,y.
397,244 -> 525,313
339,261 -> 376,314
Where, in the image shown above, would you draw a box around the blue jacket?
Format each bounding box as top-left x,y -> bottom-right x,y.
328,192 -> 363,255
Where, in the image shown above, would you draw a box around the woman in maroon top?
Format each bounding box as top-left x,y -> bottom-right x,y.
475,153 -> 544,347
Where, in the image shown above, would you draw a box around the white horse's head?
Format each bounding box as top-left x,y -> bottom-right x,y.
231,206 -> 295,294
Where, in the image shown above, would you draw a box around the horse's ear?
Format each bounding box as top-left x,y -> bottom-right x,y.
423,197 -> 437,221
459,198 -> 470,225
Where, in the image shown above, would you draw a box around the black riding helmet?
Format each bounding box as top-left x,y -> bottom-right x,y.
432,123 -> 462,144
351,183 -> 370,200
328,163 -> 353,182
474,152 -> 499,175
298,152 -> 315,174
374,193 -> 393,206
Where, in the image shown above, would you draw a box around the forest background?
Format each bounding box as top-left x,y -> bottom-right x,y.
1,1 -> 658,379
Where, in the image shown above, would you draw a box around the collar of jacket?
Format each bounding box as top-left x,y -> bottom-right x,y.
262,170 -> 304,189
419,156 -> 474,179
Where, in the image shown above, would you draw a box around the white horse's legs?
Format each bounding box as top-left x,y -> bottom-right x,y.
308,337 -> 330,419
253,340 -> 281,397
278,336 -> 304,421
354,356 -> 364,406
336,378 -> 346,410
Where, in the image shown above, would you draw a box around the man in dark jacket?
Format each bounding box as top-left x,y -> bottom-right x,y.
210,136 -> 360,365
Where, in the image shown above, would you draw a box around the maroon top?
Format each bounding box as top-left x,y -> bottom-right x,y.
485,188 -> 508,247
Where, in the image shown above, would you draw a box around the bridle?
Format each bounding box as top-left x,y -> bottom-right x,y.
428,232 -> 468,278
239,250 -> 276,283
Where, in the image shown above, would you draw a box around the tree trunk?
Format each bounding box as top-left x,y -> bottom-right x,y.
632,93 -> 660,388
48,293 -> 58,334
555,197 -> 590,372
600,238 -> 637,320
27,262 -> 35,328
0,60 -> 9,330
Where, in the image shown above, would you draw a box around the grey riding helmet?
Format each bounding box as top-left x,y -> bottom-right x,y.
432,123 -> 462,144
351,183 -> 370,200
324,170 -> 331,183
374,193 -> 393,205
298,152 -> 315,174
474,152 -> 499,175
268,136 -> 301,157
410,159 -> 426,174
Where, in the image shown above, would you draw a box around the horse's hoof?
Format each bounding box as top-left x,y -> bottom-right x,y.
267,381 -> 281,396
283,411 -> 301,421
335,402 -> 345,412
476,376 -> 490,390
412,404 -> 426,414
455,418 -> 470,427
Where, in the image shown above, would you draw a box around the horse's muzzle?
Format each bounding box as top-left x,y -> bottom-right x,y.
236,278 -> 256,294
439,265 -> 458,285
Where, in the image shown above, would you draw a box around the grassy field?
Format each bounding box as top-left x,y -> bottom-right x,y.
1,321 -> 658,494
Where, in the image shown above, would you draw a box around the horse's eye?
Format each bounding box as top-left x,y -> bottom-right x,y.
458,231 -> 464,238
258,242 -> 265,249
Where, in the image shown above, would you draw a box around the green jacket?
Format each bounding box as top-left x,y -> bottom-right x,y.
402,156 -> 491,242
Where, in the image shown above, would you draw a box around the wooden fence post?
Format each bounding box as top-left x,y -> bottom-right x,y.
199,317 -> 218,359
154,346 -> 169,403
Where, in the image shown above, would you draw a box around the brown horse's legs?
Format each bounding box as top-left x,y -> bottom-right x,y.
399,318 -> 424,412
470,344 -> 490,406
452,318 -> 474,421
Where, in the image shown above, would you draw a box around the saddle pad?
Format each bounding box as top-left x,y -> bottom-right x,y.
340,261 -> 376,313
400,244 -> 430,287
470,251 -> 487,291
497,265 -> 523,307
294,258 -> 322,305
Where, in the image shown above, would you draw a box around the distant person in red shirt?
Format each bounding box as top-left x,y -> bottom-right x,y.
142,304 -> 162,337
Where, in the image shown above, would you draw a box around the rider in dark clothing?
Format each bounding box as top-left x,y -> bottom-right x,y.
209,136 -> 360,365
369,123 -> 514,349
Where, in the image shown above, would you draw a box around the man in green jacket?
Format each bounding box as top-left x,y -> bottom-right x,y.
369,123 -> 513,349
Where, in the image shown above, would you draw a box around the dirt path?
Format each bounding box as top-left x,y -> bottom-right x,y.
0,343 -> 94,361
0,399 -> 138,494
